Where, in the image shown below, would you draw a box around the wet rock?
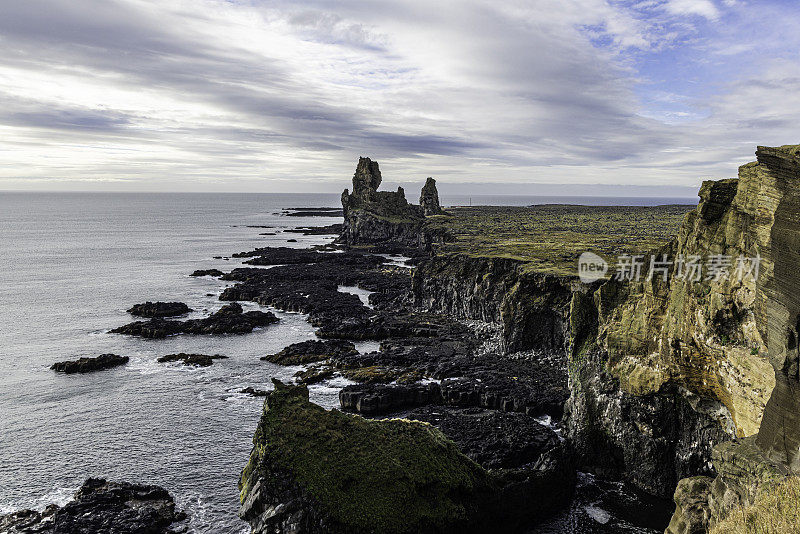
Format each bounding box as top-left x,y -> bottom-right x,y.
157,353 -> 227,367
241,387 -> 269,397
285,224 -> 343,236
262,339 -> 358,365
282,207 -> 343,217
0,477 -> 186,534
191,269 -> 224,277
127,301 -> 192,318
51,354 -> 129,374
294,365 -> 335,385
111,303 -> 278,338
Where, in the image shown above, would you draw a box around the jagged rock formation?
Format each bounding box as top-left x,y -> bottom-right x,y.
339,157 -> 445,249
0,478 -> 186,533
420,177 -> 446,216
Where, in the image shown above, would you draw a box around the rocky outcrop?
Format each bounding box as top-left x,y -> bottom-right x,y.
157,353 -> 228,366
239,381 -> 573,534
111,302 -> 278,338
0,478 -> 186,533
261,339 -> 358,365
339,157 -> 445,250
51,354 -> 129,374
127,301 -> 192,318
239,381 -> 500,534
561,146 -> 800,499
665,437 -> 789,533
420,177 -> 446,216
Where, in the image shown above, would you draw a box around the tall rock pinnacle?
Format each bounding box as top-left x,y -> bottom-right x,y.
419,177 -> 445,216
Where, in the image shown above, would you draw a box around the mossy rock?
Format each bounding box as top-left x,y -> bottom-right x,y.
240,381 -> 500,534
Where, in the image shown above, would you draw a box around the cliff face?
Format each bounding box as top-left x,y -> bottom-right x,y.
413,255 -> 576,353
339,157 -> 427,248
664,145 -> 800,532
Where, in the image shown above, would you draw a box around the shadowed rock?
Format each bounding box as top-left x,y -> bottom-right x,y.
0,478 -> 186,533
420,177 -> 446,216
51,354 -> 129,374
111,302 -> 278,338
157,353 -> 227,367
262,339 -> 358,365
126,301 -> 192,318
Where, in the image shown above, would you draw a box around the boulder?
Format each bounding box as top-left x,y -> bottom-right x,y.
239,381 -> 501,534
126,301 -> 192,318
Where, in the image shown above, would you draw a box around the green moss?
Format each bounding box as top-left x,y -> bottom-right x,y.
425,204 -> 692,276
244,381 -> 494,533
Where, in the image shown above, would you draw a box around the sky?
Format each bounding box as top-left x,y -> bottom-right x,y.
1,0 -> 800,194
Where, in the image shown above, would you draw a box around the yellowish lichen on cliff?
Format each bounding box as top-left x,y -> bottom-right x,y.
711,476 -> 800,534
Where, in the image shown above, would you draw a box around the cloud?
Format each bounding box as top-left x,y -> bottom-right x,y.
0,0 -> 799,192
663,0 -> 720,20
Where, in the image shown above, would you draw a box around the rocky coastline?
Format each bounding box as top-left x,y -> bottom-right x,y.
18,147 -> 800,533
236,148 -> 800,534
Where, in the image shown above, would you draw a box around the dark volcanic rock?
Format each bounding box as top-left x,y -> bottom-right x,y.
111,302 -> 278,338
283,207 -> 344,217
419,177 -> 446,216
127,301 -> 192,318
51,354 -> 129,374
339,382 -> 442,415
294,365 -> 335,385
285,224 -> 343,236
157,353 -> 227,367
239,381 -> 501,534
339,157 -> 426,249
406,406 -> 575,527
233,246 -> 385,267
191,268 -> 224,277
262,339 -> 358,365
0,477 -> 185,534
240,387 -> 269,397
406,406 -> 559,469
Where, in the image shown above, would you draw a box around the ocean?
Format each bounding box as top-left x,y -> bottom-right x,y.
0,192 -> 694,533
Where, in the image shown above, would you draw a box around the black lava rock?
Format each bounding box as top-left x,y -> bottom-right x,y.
0,477 -> 186,533
111,302 -> 278,338
51,354 -> 129,374
127,301 -> 192,318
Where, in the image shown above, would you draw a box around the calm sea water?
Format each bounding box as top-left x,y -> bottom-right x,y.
0,192 -> 692,533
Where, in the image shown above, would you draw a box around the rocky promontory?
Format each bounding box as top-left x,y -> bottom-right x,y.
0,478 -> 186,533
239,381 -> 573,534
